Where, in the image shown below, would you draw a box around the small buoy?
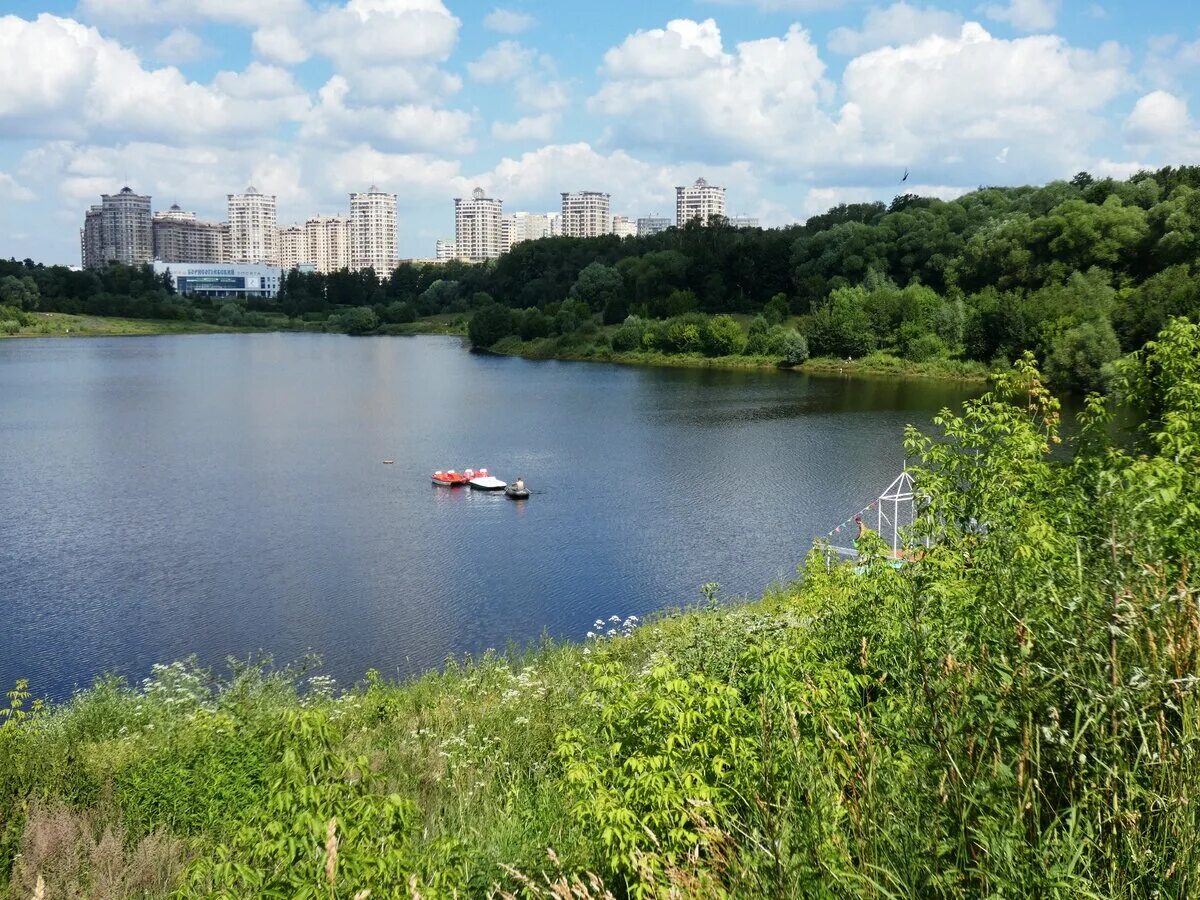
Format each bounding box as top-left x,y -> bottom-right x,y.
382,459 -> 394,464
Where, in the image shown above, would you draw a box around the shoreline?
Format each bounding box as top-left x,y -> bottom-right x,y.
485,338 -> 991,382
4,313 -> 989,383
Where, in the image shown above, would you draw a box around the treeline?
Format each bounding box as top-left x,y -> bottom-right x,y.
0,260 -> 182,322
9,166 -> 1200,383
306,165 -> 1200,387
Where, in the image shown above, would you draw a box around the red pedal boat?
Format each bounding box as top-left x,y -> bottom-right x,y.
432,469 -> 471,487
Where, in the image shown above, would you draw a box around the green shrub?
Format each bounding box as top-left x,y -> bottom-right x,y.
700,315 -> 747,356
611,316 -> 647,352
467,303 -> 513,348
780,329 -> 809,365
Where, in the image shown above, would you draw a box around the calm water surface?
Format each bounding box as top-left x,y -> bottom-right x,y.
0,334 -> 981,697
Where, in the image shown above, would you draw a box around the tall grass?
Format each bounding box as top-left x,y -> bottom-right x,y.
2,320 -> 1198,898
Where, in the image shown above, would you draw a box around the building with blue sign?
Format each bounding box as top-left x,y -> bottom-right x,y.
152,261 -> 312,299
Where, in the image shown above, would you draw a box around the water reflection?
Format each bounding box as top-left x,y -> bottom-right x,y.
0,334 -> 983,698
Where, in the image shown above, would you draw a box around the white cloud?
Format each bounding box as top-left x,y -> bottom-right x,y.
491,114 -> 557,142
1124,90 -> 1190,142
602,19 -> 726,78
828,3 -> 962,55
983,0 -> 1059,32
300,76 -> 474,153
252,25 -> 310,65
483,8 -> 535,34
251,1 -> 462,103
802,183 -> 970,217
154,27 -> 212,64
839,24 -> 1129,173
312,0 -> 460,66
212,63 -> 308,102
589,17 -> 1132,189
0,172 -> 35,202
472,142 -> 767,223
78,0 -> 304,28
1142,35 -> 1200,91
591,19 -> 833,164
469,42 -> 569,112
468,40 -> 531,81
18,140 -> 309,218
0,15 -> 309,141
705,0 -> 859,10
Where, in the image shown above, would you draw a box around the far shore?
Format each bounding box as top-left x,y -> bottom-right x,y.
4,312 -> 989,383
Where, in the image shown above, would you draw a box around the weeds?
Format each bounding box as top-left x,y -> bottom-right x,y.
2,320 -> 1200,897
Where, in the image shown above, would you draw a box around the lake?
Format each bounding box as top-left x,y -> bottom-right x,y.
0,334 -> 981,698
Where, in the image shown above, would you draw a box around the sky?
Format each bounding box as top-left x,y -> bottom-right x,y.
0,0 -> 1198,265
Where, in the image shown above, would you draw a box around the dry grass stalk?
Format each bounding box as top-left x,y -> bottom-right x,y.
10,801 -> 188,899
325,817 -> 339,886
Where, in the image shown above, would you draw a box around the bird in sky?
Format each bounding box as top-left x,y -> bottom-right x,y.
902,168 -> 909,182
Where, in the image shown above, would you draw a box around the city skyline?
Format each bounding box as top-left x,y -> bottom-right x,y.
79,173 -> 754,270
2,0 -> 1198,265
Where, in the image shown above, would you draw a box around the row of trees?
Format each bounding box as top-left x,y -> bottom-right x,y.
467,300 -> 810,364
7,166 -> 1199,383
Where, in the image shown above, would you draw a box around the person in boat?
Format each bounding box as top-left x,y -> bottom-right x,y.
514,476 -> 525,492
854,514 -> 869,542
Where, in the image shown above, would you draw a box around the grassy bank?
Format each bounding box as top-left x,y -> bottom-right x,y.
381,313 -> 468,336
489,332 -> 990,380
800,352 -> 990,381
490,333 -> 789,371
2,321 -> 1198,898
0,312 -> 251,339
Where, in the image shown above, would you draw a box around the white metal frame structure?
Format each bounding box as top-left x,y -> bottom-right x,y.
877,471 -> 916,557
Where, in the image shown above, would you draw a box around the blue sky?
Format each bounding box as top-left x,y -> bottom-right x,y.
1,0 -> 1198,264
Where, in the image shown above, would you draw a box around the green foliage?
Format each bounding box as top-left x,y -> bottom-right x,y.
807,286 -> 875,357
700,314 -> 747,356
763,293 -> 789,324
0,275 -> 38,311
779,329 -> 809,365
467,302 -> 513,348
330,306 -> 379,335
4,324 -> 1200,895
216,302 -> 245,327
612,316 -> 649,352
571,262 -> 624,314
1045,317 -> 1121,391
384,300 -> 417,324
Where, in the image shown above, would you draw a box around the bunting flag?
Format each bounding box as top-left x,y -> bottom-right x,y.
825,499 -> 882,540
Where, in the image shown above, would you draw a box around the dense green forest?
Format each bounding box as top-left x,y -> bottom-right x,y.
3,320 -> 1198,897
5,166 -> 1200,385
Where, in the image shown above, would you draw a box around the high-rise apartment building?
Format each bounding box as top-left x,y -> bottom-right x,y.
611,215 -> 637,239
500,211 -> 560,253
435,239 -> 456,261
152,204 -> 228,264
637,215 -> 672,237
81,206 -> 103,269
80,187 -> 152,269
454,187 -> 503,261
278,224 -> 308,271
561,191 -> 611,239
675,178 -> 726,226
227,186 -> 278,265
350,186 -> 397,276
728,215 -> 760,229
306,215 -> 352,274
